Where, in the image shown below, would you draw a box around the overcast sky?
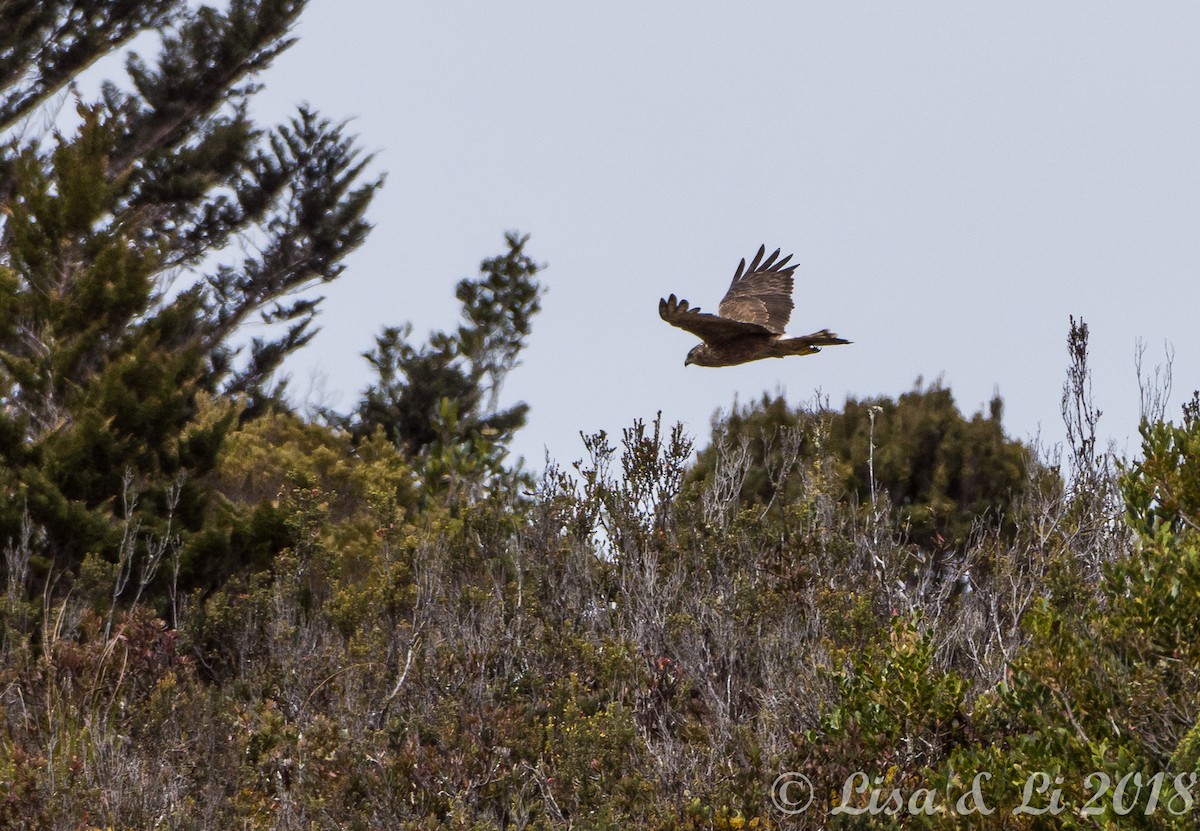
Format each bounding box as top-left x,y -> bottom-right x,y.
248,2 -> 1200,470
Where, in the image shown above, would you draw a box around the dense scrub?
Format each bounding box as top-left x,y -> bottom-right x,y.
2,322 -> 1197,830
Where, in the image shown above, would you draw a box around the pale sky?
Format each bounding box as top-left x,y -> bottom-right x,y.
248,3 -> 1200,470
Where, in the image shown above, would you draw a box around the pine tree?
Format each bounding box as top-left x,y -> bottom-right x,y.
342,232 -> 543,500
0,1 -> 380,593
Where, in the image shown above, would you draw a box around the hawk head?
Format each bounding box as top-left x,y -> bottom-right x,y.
684,344 -> 716,367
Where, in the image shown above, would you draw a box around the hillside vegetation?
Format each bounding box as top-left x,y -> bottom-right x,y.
2,323 -> 1198,829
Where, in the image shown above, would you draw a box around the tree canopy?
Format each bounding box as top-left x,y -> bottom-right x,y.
689,381 -> 1041,551
334,231 -> 544,504
0,0 -> 379,589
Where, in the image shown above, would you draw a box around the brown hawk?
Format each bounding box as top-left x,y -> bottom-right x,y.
659,245 -> 850,367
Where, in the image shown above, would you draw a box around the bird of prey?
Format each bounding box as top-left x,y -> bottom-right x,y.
659,245 -> 850,367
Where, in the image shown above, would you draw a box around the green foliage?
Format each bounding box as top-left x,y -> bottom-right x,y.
190,406 -> 416,596
1120,392 -> 1200,540
0,2 -> 380,597
690,381 -> 1040,550
340,231 -> 543,503
804,616 -> 970,829
0,2 -> 184,133
898,394 -> 1200,830
818,616 -> 968,760
7,369 -> 1200,828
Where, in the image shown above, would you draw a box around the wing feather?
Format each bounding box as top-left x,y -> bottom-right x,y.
717,245 -> 797,334
659,294 -> 774,343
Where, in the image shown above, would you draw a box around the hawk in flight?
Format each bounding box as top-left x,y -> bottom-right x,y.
659,245 -> 850,367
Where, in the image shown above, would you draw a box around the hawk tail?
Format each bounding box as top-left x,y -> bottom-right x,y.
781,330 -> 851,356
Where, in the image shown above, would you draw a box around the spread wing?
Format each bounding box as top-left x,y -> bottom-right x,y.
716,245 -> 796,335
659,294 -> 774,343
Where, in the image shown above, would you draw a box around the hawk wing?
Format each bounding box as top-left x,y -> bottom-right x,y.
659,294 -> 774,343
716,245 -> 796,335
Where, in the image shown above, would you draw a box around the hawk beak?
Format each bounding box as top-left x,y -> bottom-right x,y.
684,356 -> 693,367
